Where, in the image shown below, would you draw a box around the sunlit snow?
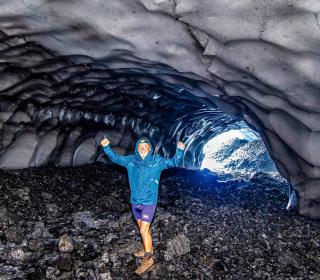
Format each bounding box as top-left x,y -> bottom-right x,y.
201,127 -> 263,178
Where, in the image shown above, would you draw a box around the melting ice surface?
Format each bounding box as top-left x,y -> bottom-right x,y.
201,124 -> 283,181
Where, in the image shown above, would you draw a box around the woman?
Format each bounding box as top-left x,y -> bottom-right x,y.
101,135 -> 185,275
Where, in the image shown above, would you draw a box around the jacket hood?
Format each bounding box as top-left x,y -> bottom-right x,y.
135,135 -> 154,161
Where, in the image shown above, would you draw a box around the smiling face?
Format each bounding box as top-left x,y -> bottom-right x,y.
138,142 -> 150,159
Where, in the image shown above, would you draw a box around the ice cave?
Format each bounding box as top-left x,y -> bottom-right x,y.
0,1 -> 319,279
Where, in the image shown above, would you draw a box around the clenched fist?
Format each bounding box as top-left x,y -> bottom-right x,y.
100,138 -> 110,147
177,141 -> 185,150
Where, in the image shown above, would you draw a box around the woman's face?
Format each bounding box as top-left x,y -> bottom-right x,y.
138,143 -> 150,158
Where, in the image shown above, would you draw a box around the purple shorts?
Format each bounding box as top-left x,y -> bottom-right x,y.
131,204 -> 157,223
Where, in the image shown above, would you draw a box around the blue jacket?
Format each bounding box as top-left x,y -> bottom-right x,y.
103,136 -> 184,205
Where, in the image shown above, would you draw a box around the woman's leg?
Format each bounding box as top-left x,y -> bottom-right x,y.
139,220 -> 153,254
135,218 -> 154,256
139,204 -> 156,255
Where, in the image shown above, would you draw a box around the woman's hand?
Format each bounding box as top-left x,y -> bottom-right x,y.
177,141 -> 185,150
100,138 -> 110,146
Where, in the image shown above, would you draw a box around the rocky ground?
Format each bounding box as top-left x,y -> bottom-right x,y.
0,162 -> 319,280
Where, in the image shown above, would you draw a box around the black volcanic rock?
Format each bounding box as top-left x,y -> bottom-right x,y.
0,163 -> 319,279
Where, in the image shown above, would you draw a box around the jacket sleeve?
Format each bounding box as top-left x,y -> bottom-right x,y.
162,147 -> 184,170
102,145 -> 131,168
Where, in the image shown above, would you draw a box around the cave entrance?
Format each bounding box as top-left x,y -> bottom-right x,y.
200,120 -> 284,181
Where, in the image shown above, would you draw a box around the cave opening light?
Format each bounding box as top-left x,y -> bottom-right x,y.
200,122 -> 282,181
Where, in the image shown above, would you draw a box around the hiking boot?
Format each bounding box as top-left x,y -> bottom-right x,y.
133,248 -> 154,258
134,255 -> 154,275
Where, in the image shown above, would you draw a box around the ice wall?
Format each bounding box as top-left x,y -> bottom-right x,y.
0,0 -> 319,218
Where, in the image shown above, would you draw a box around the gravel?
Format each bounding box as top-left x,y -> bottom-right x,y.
0,162 -> 319,279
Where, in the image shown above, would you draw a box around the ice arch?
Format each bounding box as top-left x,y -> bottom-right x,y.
0,0 -> 319,218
